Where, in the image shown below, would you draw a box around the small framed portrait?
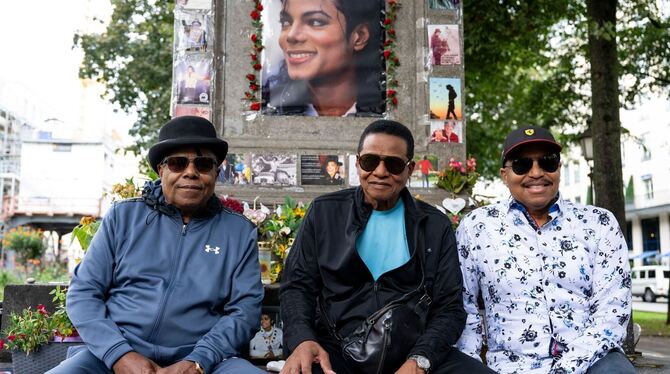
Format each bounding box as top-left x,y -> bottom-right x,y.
300,155 -> 345,186
249,307 -> 284,360
176,13 -> 209,52
429,77 -> 462,121
410,154 -> 439,188
217,154 -> 253,185
429,120 -> 462,143
175,59 -> 212,104
428,0 -> 459,10
251,154 -> 298,186
261,0 -> 386,117
427,25 -> 461,66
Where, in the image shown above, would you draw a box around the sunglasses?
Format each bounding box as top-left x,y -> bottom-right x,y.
161,156 -> 218,173
357,153 -> 410,175
506,154 -> 560,175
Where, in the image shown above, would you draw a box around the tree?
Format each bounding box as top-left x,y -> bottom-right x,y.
74,0 -> 174,157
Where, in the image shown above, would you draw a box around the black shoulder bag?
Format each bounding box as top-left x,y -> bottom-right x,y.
319,243 -> 436,374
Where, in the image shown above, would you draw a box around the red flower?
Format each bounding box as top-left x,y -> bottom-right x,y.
383,18 -> 392,25
250,10 -> 260,20
384,40 -> 392,46
388,0 -> 397,4
37,304 -> 48,316
245,92 -> 253,99
253,63 -> 262,70
7,335 -> 15,342
392,97 -> 398,105
249,83 -> 258,91
219,197 -> 244,214
251,34 -> 258,42
246,74 -> 256,81
18,334 -> 25,340
0,339 -> 4,350
388,29 -> 396,36
256,3 -> 264,11
250,53 -> 258,61
393,57 -> 399,65
451,214 -> 460,224
383,50 -> 391,59
250,102 -> 261,111
387,89 -> 396,96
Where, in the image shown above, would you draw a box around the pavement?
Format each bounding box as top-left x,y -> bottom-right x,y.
633,335 -> 670,373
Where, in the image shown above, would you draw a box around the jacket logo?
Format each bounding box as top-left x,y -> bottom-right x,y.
205,244 -> 220,254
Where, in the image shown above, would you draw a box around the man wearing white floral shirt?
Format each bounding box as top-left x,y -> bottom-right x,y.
456,126 -> 634,374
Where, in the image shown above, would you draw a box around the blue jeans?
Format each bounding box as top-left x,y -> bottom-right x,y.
47,346 -> 265,374
586,350 -> 635,374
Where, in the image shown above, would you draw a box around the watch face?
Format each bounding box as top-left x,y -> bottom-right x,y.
412,355 -> 430,369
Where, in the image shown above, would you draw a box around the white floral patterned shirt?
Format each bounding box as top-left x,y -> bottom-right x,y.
455,196 -> 631,374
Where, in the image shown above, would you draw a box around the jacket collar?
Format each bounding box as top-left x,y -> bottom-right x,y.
354,186 -> 426,221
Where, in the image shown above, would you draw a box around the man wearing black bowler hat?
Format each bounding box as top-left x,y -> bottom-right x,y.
49,116 -> 265,374
456,126 -> 634,373
280,120 -> 494,374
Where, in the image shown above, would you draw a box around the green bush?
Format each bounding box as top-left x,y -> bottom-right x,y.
2,227 -> 46,266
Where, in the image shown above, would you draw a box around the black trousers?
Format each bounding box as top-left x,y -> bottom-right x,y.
309,336 -> 496,374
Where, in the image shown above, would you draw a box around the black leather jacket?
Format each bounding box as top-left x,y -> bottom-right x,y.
280,187 -> 466,367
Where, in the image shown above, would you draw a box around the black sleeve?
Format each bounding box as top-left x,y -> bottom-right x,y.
409,222 -> 466,367
279,205 -> 323,352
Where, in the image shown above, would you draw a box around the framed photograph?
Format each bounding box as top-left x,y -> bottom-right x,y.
174,104 -> 211,120
176,0 -> 211,10
300,155 -> 345,185
427,25 -> 460,66
348,155 -> 360,186
429,77 -> 462,121
429,119 -> 462,143
410,154 -> 439,188
175,59 -> 212,104
260,0 -> 386,117
251,154 -> 297,186
176,13 -> 209,52
249,307 -> 284,360
428,0 -> 459,10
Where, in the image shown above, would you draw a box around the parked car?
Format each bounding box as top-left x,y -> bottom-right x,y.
631,265 -> 670,302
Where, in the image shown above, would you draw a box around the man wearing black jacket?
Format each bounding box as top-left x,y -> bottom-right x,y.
280,120 -> 493,374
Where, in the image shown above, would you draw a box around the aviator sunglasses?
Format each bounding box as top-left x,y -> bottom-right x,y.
161,156 -> 217,173
357,154 -> 411,175
506,153 -> 560,175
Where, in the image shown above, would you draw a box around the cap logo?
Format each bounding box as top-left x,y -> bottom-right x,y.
525,129 -> 535,136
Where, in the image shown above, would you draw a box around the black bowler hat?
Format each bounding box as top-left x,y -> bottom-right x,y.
501,126 -> 562,166
148,116 -> 228,172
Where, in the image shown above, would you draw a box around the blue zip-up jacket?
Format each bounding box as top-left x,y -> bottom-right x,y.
66,180 -> 263,372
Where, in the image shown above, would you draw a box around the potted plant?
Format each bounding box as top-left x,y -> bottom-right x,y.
1,286 -> 81,373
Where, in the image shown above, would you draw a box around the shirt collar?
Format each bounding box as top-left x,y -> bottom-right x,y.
507,193 -> 563,229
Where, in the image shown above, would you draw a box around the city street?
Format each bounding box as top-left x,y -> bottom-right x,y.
633,297 -> 669,314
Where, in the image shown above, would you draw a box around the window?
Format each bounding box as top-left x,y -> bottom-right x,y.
53,143 -> 72,152
575,196 -> 581,204
563,163 -> 570,185
640,135 -> 651,161
664,270 -> 669,278
631,271 -> 637,279
648,270 -> 656,278
640,271 -> 646,279
573,161 -> 581,184
642,175 -> 654,199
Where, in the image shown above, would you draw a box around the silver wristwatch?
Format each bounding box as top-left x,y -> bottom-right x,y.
409,354 -> 431,372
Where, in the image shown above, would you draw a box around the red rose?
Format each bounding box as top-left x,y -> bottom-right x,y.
253,63 -> 262,70
0,340 -> 4,350
388,0 -> 397,4
251,34 -> 258,42
392,97 -> 398,105
383,50 -> 391,59
393,57 -> 400,65
249,83 -> 258,91
383,18 -> 392,25
388,29 -> 396,36
250,10 -> 260,20
7,335 -> 15,342
387,89 -> 396,96
246,74 -> 256,81
245,92 -> 253,99
256,3 -> 264,11
250,53 -> 258,61
384,40 -> 392,46
250,102 -> 261,111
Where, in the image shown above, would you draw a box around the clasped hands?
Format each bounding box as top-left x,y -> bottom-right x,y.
112,351 -> 200,374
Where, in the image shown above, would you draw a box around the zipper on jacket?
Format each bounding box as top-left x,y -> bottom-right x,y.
375,318 -> 392,374
147,221 -> 188,342
373,281 -> 381,309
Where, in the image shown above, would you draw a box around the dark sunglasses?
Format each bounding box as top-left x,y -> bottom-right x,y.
357,153 -> 410,175
506,154 -> 560,175
161,156 -> 218,173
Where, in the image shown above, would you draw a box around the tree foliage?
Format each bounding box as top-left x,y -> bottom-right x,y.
464,0 -> 670,179
74,0 -> 174,156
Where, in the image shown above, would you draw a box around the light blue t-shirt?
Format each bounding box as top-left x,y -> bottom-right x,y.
356,199 -> 410,280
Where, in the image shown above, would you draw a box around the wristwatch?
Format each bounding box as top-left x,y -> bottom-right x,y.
192,361 -> 205,374
409,354 -> 431,372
